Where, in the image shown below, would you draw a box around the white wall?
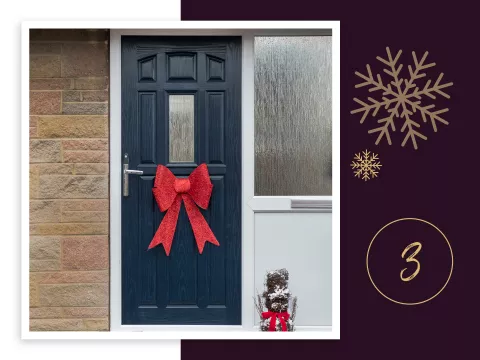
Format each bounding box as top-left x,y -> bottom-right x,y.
254,212 -> 332,326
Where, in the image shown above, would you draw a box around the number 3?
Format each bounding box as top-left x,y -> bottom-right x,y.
400,242 -> 422,282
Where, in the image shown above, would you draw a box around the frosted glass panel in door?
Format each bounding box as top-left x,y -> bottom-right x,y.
169,94 -> 194,162
254,36 -> 332,195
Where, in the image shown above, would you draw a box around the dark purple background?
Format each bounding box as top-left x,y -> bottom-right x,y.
181,1 -> 477,357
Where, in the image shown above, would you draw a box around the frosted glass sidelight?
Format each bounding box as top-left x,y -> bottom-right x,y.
254,37 -> 332,196
169,95 -> 195,162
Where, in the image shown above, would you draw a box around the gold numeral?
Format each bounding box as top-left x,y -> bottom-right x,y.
400,242 -> 422,282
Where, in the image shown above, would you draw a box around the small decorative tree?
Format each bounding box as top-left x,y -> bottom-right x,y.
254,268 -> 297,331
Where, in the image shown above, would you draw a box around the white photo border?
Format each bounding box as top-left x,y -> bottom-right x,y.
21,21 -> 340,340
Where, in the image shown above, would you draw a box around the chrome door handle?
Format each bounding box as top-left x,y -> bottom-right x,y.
123,153 -> 143,197
125,169 -> 143,175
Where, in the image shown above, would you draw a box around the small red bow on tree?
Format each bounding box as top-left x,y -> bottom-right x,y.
148,163 -> 219,256
262,311 -> 290,331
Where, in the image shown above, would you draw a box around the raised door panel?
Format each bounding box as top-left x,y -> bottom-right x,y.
138,92 -> 157,164
167,52 -> 197,81
138,55 -> 157,82
207,54 -> 225,81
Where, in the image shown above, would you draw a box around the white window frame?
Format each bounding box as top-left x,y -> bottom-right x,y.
110,22 -> 339,339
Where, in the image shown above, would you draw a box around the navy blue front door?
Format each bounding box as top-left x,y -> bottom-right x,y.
121,36 -> 241,325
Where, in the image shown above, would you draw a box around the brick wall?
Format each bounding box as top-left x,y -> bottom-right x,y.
29,29 -> 109,331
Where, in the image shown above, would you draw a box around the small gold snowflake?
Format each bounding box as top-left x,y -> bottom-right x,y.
351,150 -> 382,181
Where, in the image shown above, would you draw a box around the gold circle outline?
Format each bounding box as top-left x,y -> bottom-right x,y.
366,217 -> 454,305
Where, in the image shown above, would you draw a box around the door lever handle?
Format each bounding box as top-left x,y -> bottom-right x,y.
125,169 -> 143,175
123,153 -> 143,197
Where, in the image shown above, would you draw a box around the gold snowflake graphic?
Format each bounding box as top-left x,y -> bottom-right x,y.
351,150 -> 382,181
351,47 -> 453,150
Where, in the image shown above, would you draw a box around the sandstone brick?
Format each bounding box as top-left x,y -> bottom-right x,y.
30,139 -> 61,163
30,55 -> 61,78
30,167 -> 39,199
30,319 -> 86,331
62,139 -> 108,150
62,211 -> 108,223
30,43 -> 62,55
61,91 -> 109,102
30,78 -> 73,90
30,91 -> 62,115
30,29 -> 107,42
74,77 -> 108,90
30,236 -> 61,259
30,201 -> 61,223
75,163 -> 109,175
62,43 -> 108,77
62,236 -> 108,270
30,222 -> 108,235
84,319 -> 109,331
37,115 -> 107,138
64,151 -> 108,163
30,127 -> 37,138
39,175 -> 108,198
61,199 -> 109,211
30,116 -> 38,127
62,91 -> 82,102
81,91 -> 109,102
32,163 -> 74,175
62,102 -> 108,115
30,201 -> 62,223
39,284 -> 109,306
30,307 -> 63,319
30,260 -> 60,272
30,275 -> 39,307
63,307 -> 108,318
35,270 -> 108,284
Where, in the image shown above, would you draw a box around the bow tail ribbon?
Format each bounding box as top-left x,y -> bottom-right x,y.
182,194 -> 219,254
262,311 -> 290,331
148,194 -> 182,256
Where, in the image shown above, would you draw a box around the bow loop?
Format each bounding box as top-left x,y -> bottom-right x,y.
187,163 -> 213,209
148,163 -> 219,256
152,165 -> 178,211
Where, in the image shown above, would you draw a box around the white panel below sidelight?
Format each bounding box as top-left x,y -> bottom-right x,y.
254,212 -> 332,326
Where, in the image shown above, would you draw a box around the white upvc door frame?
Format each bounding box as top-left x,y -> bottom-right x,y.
110,22 -> 339,339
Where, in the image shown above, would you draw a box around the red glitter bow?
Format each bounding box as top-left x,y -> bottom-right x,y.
262,311 -> 290,331
148,163 -> 219,256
